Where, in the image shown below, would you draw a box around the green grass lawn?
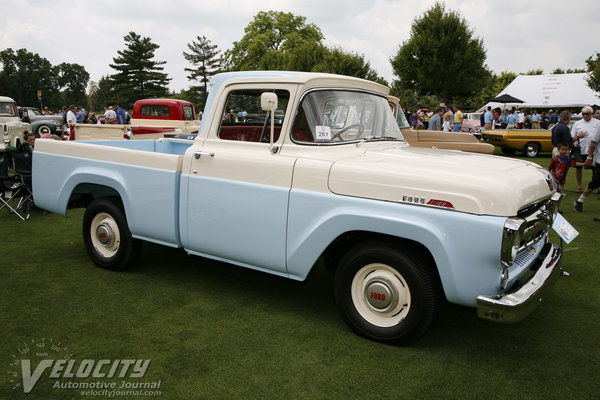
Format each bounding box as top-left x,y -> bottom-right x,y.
1,152 -> 599,400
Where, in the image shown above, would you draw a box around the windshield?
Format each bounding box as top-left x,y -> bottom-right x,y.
292,90 -> 404,144
0,102 -> 17,117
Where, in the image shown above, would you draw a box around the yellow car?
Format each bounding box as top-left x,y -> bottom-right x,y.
388,97 -> 494,155
481,128 -> 553,157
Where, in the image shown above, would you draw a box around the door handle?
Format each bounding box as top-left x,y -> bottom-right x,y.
194,151 -> 215,159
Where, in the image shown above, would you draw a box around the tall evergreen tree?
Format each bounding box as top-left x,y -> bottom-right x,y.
390,1 -> 491,104
183,35 -> 221,108
109,32 -> 171,108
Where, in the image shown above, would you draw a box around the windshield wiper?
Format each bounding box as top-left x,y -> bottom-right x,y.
356,136 -> 404,146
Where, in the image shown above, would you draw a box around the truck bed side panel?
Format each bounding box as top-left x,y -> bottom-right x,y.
33,140 -> 184,247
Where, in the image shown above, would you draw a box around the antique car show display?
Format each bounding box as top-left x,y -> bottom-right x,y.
68,98 -> 199,140
19,106 -> 65,136
481,118 -> 580,157
481,127 -> 554,157
1,96 -> 30,151
461,112 -> 483,136
387,96 -> 494,154
33,71 -> 565,344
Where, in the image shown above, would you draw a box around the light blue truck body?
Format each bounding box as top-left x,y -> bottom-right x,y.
32,71 -> 563,333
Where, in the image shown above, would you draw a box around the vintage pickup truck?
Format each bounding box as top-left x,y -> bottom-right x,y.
1,96 -> 31,151
33,71 -> 564,344
70,99 -> 199,140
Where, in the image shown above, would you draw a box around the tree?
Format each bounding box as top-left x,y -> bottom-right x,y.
390,1 -> 491,104
315,47 -> 387,85
90,76 -> 118,112
459,70 -> 517,111
109,31 -> 171,108
224,11 -> 324,71
552,67 -> 586,74
525,69 -> 544,75
55,62 -> 90,107
0,48 -> 58,108
183,35 -> 221,108
585,51 -> 600,93
223,10 -> 384,83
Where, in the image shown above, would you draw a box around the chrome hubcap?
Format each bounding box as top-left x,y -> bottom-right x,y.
364,279 -> 397,312
96,224 -> 114,247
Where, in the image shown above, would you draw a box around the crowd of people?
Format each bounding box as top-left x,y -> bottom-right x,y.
542,105 -> 600,216
57,103 -> 131,126
405,103 -> 600,218
405,104 -> 600,133
405,105 -> 466,132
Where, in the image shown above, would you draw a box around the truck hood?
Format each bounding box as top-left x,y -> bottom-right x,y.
327,145 -> 554,216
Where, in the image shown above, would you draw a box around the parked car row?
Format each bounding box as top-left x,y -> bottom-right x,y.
19,106 -> 65,136
481,116 -> 582,157
388,97 -> 493,154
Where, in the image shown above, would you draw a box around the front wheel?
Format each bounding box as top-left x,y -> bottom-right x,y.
82,197 -> 141,270
334,241 -> 442,344
523,142 -> 540,158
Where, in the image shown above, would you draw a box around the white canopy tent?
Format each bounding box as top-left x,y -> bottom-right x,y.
479,73 -> 600,112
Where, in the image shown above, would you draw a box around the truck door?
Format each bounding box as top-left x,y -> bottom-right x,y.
182,87 -> 295,275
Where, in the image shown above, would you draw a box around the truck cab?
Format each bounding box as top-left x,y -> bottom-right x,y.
1,96 -> 31,151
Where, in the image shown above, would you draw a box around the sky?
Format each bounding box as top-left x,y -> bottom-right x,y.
1,0 -> 599,94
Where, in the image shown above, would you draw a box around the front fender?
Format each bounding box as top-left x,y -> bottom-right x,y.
286,190 -> 506,306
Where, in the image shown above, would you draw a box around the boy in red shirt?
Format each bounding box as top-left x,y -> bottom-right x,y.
548,142 -> 579,192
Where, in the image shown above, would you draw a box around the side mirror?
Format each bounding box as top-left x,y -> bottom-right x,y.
261,93 -> 279,153
261,92 -> 278,112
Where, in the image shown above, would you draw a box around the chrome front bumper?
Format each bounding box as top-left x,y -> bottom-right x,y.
476,243 -> 562,323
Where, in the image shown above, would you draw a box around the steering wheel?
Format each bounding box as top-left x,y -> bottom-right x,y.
332,123 -> 365,141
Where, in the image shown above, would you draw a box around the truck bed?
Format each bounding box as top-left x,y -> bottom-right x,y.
33,138 -> 193,247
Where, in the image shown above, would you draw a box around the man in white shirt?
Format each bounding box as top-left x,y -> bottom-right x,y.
574,118 -> 600,213
105,106 -> 116,124
66,105 -> 77,125
571,105 -> 600,191
517,110 -> 525,129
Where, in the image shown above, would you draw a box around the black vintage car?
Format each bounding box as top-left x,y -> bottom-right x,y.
19,107 -> 65,136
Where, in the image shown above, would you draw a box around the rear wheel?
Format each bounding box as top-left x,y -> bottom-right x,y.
523,142 -> 540,158
334,241 -> 442,344
82,197 -> 141,270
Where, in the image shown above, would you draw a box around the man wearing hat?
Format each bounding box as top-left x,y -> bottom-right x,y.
66,105 -> 77,125
571,106 -> 600,191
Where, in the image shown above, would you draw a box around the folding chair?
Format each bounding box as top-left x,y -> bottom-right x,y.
7,147 -> 34,219
0,151 -> 29,220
